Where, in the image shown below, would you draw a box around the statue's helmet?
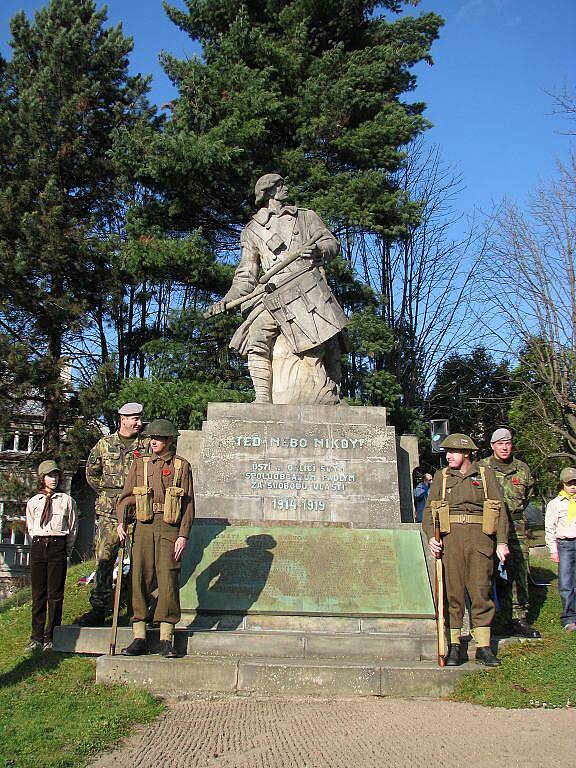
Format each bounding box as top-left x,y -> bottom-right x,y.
254,173 -> 284,205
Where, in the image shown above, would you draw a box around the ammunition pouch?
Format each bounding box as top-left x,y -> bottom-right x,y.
133,486 -> 153,522
163,486 -> 184,525
482,499 -> 500,535
431,500 -> 451,534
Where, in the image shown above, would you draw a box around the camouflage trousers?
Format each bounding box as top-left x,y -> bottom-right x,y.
89,514 -> 131,613
496,519 -> 530,624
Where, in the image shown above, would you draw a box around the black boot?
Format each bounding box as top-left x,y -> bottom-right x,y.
121,638 -> 147,656
74,608 -> 106,627
512,619 -> 541,638
158,640 -> 181,658
445,644 -> 461,666
475,647 -> 502,667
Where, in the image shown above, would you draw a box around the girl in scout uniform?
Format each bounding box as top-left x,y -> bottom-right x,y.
25,460 -> 78,653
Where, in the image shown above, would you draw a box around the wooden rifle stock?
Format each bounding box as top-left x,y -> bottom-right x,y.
434,514 -> 446,667
109,508 -> 128,656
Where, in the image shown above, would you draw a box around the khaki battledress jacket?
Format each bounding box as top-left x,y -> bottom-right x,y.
422,461 -> 508,543
117,452 -> 194,538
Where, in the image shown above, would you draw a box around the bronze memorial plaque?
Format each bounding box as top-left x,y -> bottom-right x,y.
179,524 -> 434,617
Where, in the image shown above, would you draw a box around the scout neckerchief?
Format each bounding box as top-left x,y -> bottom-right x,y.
39,488 -> 54,528
558,489 -> 576,524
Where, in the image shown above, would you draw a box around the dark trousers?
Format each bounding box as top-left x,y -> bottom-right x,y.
30,536 -> 68,642
557,538 -> 576,627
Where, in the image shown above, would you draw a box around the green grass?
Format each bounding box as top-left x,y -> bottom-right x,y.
0,561 -> 164,768
452,556 -> 576,709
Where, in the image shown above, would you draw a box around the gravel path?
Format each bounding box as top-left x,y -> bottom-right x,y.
90,695 -> 574,768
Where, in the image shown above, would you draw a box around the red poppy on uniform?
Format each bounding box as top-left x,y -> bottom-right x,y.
162,468 -> 171,476
133,450 -> 140,458
512,478 -> 519,485
471,479 -> 480,486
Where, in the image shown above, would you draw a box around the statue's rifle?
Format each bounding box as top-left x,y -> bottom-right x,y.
434,512 -> 446,667
109,507 -> 128,656
203,231 -> 324,319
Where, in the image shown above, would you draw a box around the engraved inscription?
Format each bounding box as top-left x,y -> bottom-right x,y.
234,434 -> 365,450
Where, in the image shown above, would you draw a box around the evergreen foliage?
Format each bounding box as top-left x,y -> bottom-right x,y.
124,0 -> 442,240
425,347 -> 516,455
0,0 -> 152,451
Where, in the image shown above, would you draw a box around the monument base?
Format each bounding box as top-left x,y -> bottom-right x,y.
57,402 -> 458,698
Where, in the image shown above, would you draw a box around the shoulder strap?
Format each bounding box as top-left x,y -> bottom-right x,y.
441,467 -> 449,501
173,458 -> 182,487
142,457 -> 151,487
479,465 -> 489,498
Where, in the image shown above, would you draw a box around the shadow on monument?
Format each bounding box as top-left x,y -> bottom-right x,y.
186,534 -> 277,631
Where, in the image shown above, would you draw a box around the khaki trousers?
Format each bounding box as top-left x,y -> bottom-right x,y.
131,513 -> 181,626
443,523 -> 495,630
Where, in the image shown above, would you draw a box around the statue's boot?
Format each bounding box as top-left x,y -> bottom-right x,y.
248,353 -> 272,403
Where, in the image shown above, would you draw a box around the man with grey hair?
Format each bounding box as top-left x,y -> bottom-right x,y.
77,402 -> 149,626
480,427 -> 540,638
205,173 -> 348,404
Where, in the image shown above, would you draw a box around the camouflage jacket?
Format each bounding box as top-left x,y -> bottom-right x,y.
86,431 -> 150,517
478,455 -> 534,520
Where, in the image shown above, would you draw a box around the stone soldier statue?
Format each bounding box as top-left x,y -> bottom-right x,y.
117,419 -> 194,658
480,427 -> 540,638
205,173 -> 349,404
423,433 -> 509,667
78,402 -> 149,626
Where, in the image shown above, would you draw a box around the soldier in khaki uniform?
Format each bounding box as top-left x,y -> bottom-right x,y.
79,402 -> 149,625
117,419 -> 194,658
423,433 -> 509,667
480,427 -> 540,638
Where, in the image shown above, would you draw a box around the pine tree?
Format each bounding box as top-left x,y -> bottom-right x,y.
0,0 -> 152,451
121,0 -> 442,241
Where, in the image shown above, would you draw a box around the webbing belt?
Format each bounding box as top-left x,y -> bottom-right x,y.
449,514 -> 482,524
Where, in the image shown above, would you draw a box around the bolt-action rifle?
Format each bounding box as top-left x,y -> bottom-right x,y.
434,513 -> 446,667
203,231 -> 324,318
109,507 -> 128,656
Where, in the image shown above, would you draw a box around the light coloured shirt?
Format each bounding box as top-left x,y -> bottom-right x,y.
26,491 -> 79,557
545,494 -> 576,556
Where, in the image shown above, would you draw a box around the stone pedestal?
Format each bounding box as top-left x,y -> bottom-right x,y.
176,403 -> 432,627
57,403 -> 455,697
177,402 -> 404,528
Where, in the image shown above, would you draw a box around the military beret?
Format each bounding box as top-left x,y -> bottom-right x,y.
38,459 -> 59,476
440,433 -> 479,451
117,402 -> 143,416
142,419 -> 180,438
254,173 -> 284,205
490,427 -> 512,444
560,467 -> 576,484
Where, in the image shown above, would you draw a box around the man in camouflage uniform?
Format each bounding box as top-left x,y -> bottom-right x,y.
78,402 -> 149,626
480,427 -> 540,638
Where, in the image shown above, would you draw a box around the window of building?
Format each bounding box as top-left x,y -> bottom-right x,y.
1,433 -> 15,451
16,432 -> 32,452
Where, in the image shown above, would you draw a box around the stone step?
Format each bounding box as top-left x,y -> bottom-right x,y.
186,630 -> 436,661
53,625 -> 436,661
53,626 -> 190,656
96,653 -> 473,698
182,612 -> 437,635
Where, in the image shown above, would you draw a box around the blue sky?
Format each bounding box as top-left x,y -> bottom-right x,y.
1,0 -> 574,221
